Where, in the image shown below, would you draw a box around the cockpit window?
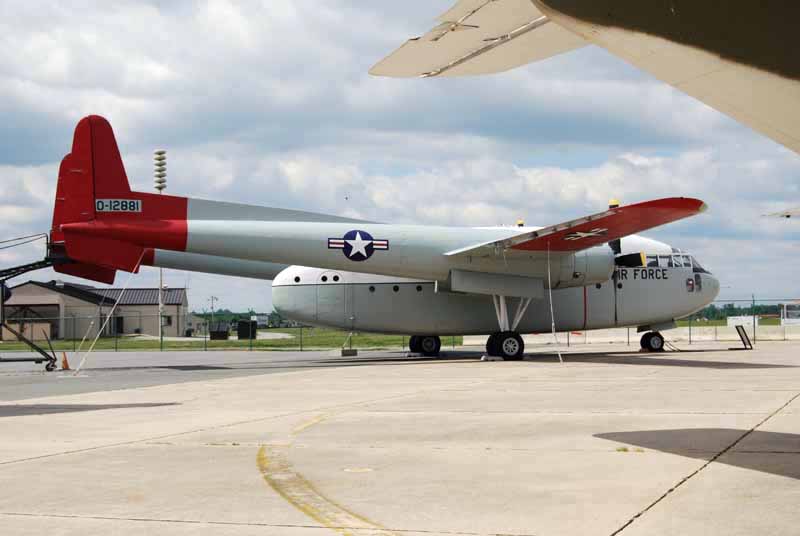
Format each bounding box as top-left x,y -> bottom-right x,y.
691,256 -> 710,274
658,255 -> 673,268
672,255 -> 683,268
646,255 -> 659,267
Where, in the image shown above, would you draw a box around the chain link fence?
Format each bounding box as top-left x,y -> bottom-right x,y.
0,298 -> 797,353
0,311 -> 463,353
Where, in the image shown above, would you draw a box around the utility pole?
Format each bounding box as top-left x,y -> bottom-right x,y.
154,150 -> 167,343
209,296 -> 218,327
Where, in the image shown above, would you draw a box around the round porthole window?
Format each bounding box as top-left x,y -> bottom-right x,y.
369,286 -> 376,292
321,276 -> 328,282
294,276 -> 300,283
393,285 -> 400,292
416,285 -> 422,292
333,275 -> 340,282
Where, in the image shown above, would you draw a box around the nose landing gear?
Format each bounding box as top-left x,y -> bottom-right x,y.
640,331 -> 665,352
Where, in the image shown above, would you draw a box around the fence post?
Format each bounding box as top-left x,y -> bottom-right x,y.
752,294 -> 757,344
72,316 -> 77,351
567,331 -> 570,347
249,322 -> 253,351
689,316 -> 692,345
300,326 -> 303,351
114,316 -> 118,352
627,327 -> 630,346
160,313 -> 164,352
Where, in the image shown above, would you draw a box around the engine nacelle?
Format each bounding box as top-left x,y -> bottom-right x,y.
556,246 -> 615,289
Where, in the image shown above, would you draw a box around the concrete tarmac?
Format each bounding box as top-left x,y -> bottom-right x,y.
1,342 -> 798,535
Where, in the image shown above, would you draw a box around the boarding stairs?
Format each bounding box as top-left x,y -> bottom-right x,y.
0,241 -> 71,371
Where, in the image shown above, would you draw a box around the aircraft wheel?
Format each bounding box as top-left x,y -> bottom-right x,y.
640,332 -> 653,350
486,333 -> 499,356
647,332 -> 665,352
408,335 -> 421,353
45,361 -> 56,372
419,336 -> 441,357
497,331 -> 524,361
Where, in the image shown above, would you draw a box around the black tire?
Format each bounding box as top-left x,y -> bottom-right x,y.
45,362 -> 56,372
420,336 -> 441,357
486,333 -> 499,356
497,332 -> 524,360
647,332 -> 665,352
640,332 -> 653,350
408,336 -> 421,353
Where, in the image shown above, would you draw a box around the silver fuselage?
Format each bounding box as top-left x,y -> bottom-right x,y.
270,236 -> 719,335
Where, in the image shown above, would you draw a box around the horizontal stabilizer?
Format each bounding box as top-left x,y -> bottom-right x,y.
54,263 -> 117,285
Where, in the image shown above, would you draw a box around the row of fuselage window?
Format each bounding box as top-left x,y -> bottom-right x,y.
646,254 -> 708,273
290,276 -> 425,294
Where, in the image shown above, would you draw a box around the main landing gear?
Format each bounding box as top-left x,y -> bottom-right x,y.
486,331 -> 525,360
640,331 -> 665,352
485,295 -> 533,361
409,335 -> 441,357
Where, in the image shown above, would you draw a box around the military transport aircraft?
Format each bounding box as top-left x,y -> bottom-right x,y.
48,116 -> 719,358
766,208 -> 799,219
372,0 -> 800,155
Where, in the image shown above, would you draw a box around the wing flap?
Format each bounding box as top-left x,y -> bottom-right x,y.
370,0 -> 586,78
446,197 -> 706,257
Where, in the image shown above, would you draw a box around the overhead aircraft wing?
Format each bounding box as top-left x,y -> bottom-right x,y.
372,1 -> 800,154
369,0 -> 586,78
445,197 -> 706,257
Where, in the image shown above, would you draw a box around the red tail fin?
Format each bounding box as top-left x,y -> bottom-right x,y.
50,116 -> 187,283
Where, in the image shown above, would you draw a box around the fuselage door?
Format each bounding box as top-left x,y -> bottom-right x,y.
316,271 -> 346,326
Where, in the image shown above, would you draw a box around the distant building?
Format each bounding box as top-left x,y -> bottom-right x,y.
2,280 -> 190,340
255,313 -> 270,328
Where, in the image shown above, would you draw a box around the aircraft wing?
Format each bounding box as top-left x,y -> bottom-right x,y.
372,1 -> 800,154
369,0 -> 586,78
765,207 -> 798,219
445,197 -> 706,257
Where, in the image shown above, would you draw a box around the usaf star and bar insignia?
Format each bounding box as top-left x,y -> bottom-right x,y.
328,230 -> 389,261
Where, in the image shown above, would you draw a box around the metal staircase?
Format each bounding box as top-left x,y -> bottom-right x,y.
0,246 -> 71,371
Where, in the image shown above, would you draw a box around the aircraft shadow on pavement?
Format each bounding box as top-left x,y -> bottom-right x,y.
314,351 -> 793,370
523,352 -> 794,369
0,402 -> 180,418
313,354 -> 474,366
596,429 -> 800,480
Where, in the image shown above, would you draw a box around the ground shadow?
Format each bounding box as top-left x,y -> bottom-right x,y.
525,353 -> 793,369
0,402 -> 180,418
596,428 -> 800,480
313,353 -> 474,366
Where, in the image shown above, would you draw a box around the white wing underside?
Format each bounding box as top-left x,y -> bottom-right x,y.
369,0 -> 586,78
371,0 -> 800,154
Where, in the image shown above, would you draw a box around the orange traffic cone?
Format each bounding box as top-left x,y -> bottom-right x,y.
61,352 -> 70,371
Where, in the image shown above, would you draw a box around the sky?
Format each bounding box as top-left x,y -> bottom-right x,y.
1,0 -> 799,312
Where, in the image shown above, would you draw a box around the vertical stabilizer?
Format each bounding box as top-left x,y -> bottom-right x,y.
49,116 -> 186,283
